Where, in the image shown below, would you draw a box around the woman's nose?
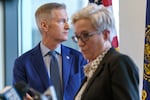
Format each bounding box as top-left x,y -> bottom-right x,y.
78,38 -> 85,47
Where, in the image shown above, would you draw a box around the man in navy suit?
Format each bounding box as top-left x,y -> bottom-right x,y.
13,3 -> 87,100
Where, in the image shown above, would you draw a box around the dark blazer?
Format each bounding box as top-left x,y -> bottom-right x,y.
13,43 -> 87,100
77,48 -> 139,100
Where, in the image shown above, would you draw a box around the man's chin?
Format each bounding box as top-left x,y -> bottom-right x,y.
59,38 -> 68,42
63,37 -> 68,41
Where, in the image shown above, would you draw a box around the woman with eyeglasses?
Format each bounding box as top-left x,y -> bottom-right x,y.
71,3 -> 139,100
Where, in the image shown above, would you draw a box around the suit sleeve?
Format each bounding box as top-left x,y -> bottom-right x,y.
13,58 -> 27,85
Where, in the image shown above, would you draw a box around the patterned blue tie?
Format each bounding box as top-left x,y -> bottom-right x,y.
49,51 -> 63,100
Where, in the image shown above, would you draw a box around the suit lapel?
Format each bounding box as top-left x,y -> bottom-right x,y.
84,63 -> 104,91
31,44 -> 51,90
61,45 -> 73,91
81,63 -> 105,98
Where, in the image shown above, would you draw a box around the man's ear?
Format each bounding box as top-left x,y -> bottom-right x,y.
40,21 -> 48,32
102,29 -> 110,40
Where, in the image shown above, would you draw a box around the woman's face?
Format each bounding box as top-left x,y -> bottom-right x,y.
74,19 -> 106,61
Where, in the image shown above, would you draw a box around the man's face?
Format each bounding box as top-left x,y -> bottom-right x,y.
43,9 -> 69,44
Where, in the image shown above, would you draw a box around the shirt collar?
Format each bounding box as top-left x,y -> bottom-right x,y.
40,42 -> 61,57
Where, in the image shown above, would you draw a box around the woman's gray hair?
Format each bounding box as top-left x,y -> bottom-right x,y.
72,3 -> 115,33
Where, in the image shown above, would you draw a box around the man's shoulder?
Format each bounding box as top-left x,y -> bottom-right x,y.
17,44 -> 40,60
61,45 -> 82,55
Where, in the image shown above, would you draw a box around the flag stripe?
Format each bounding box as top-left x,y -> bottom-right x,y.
102,0 -> 112,7
111,36 -> 118,47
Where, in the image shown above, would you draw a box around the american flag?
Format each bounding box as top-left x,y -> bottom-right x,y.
89,0 -> 119,49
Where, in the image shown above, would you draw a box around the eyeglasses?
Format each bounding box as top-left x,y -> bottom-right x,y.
72,31 -> 101,43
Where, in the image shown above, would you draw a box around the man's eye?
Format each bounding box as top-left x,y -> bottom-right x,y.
58,19 -> 65,24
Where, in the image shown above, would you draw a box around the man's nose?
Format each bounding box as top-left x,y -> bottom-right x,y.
64,22 -> 70,30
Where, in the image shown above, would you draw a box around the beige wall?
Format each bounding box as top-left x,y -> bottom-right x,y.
119,0 -> 146,98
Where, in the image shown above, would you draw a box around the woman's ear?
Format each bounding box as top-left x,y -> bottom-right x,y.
102,29 -> 110,40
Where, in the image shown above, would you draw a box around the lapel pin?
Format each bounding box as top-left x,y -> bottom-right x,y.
66,56 -> 70,59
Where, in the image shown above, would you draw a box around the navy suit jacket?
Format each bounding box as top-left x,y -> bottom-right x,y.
13,43 -> 87,100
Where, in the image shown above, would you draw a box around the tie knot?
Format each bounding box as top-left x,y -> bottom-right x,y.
49,50 -> 56,56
